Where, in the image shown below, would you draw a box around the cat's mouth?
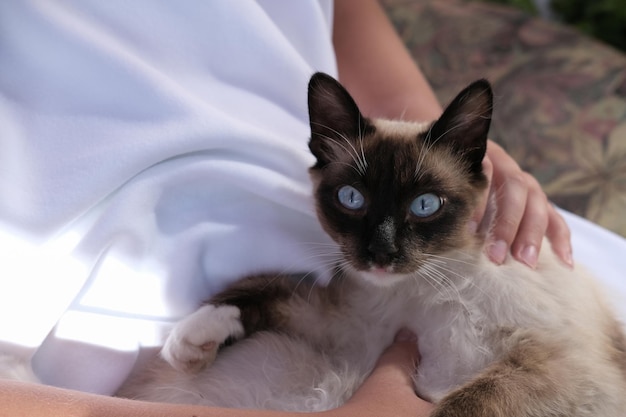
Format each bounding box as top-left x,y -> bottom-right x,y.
358,264 -> 412,287
369,265 -> 394,276
339,245 -> 418,286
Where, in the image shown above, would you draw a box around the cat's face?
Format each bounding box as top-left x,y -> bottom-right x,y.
307,73 -> 492,286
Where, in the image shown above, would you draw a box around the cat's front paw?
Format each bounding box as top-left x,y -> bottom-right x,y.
161,304 -> 244,373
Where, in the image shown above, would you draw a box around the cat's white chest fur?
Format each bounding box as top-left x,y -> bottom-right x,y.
344,257 -> 504,401
362,245 -> 605,403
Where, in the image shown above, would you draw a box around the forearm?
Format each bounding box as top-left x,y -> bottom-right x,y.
1,379 -> 431,417
332,0 -> 442,121
0,380 -> 307,417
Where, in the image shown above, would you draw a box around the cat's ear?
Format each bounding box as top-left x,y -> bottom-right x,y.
307,72 -> 372,167
427,79 -> 493,174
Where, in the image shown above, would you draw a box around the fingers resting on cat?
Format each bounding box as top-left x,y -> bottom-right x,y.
473,141 -> 573,269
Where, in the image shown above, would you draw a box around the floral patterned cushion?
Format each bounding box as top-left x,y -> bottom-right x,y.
383,0 -> 626,237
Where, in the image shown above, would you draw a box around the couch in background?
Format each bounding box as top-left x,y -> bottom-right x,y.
383,0 -> 626,237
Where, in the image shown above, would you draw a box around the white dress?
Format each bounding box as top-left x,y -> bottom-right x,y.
0,0 -> 624,396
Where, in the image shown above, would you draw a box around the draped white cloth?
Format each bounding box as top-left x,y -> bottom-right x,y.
0,0 -> 624,396
0,0 -> 336,394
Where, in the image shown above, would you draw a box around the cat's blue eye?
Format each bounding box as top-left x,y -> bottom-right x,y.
337,185 -> 365,210
410,193 -> 442,217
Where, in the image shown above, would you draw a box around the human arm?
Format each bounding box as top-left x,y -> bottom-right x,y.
332,0 -> 572,269
0,331 -> 431,417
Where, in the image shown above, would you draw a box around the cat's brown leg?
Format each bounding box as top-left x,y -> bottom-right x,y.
210,273 -> 305,336
161,274 -> 310,373
431,331 -> 588,417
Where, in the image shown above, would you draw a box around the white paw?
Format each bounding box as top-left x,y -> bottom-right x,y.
161,304 -> 244,373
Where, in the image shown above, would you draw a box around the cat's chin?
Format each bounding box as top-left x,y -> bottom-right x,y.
357,266 -> 413,288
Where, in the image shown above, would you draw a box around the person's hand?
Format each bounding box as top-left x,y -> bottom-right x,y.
325,329 -> 434,417
472,141 -> 573,269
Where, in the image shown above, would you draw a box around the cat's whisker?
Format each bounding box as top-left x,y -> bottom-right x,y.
417,262 -> 454,296
427,253 -> 479,267
293,272 -> 316,300
296,241 -> 340,247
420,262 -> 463,302
308,262 -> 350,302
424,256 -> 496,304
415,267 -> 454,301
414,123 -> 434,181
257,272 -> 293,293
429,121 -> 464,147
292,245 -> 343,259
285,264 -> 339,298
330,267 -> 352,298
271,241 -> 344,297
289,242 -> 342,259
290,252 -> 342,263
357,113 -> 368,174
325,160 -> 365,176
292,262 -> 338,302
414,119 -> 465,181
305,265 -> 346,303
416,110 -> 489,180
248,246 -> 342,300
312,124 -> 367,176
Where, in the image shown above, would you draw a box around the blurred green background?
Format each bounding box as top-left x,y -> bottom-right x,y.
482,0 -> 626,52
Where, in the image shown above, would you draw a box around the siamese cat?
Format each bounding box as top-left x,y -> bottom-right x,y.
118,73 -> 626,416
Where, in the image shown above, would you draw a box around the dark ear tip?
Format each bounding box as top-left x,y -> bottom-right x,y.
467,79 -> 493,99
468,78 -> 491,88
472,78 -> 491,88
309,72 -> 335,90
310,71 -> 331,80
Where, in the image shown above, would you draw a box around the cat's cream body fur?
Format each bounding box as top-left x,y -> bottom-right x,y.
117,74 -> 626,415
120,238 -> 625,415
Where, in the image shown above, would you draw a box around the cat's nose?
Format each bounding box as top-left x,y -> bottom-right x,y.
368,240 -> 398,256
368,238 -> 399,266
368,245 -> 398,267
368,251 -> 397,267
368,217 -> 398,263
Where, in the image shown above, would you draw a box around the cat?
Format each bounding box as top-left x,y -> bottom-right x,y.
118,73 -> 626,416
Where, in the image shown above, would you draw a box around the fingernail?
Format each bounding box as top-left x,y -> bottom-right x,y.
395,328 -> 417,343
487,240 -> 507,265
519,245 -> 538,269
561,247 -> 574,269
